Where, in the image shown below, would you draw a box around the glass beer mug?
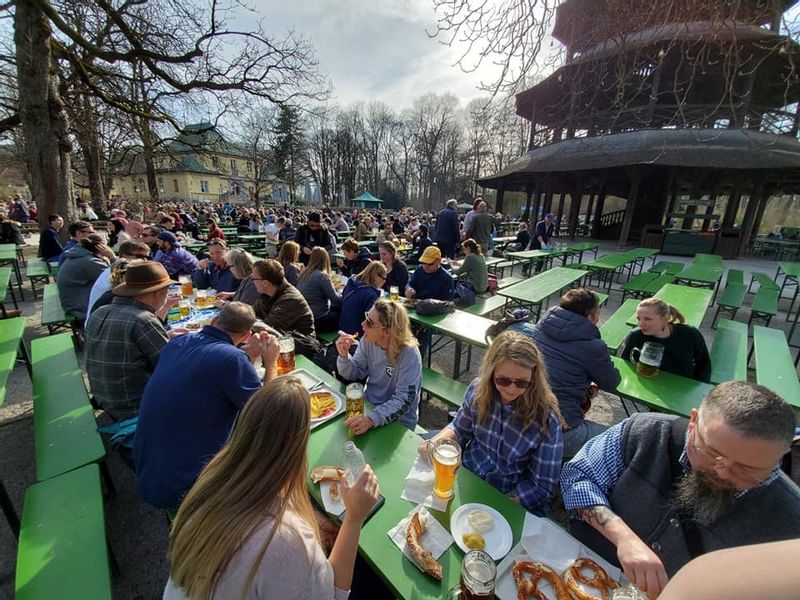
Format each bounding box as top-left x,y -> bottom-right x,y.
425,438 -> 461,500
276,336 -> 295,375
446,550 -> 496,600
632,341 -> 664,378
345,383 -> 365,418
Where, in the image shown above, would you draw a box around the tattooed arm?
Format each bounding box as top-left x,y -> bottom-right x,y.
579,505 -> 668,599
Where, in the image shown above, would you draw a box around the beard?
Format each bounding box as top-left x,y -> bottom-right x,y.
673,469 -> 737,527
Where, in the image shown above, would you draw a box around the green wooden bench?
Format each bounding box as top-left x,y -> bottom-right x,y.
464,294 -> 507,317
709,319 -> 748,384
599,298 -> 639,353
648,261 -> 684,276
711,284 -> 746,327
497,276 -> 524,289
752,326 -> 800,410
0,266 -> 18,317
15,464 -> 112,600
421,367 -> 467,408
748,287 -> 779,326
31,334 -> 106,482
725,269 -> 744,287
41,283 -> 75,335
26,258 -> 51,299
0,318 -> 31,396
620,272 -> 658,301
487,260 -> 515,277
748,271 -> 780,294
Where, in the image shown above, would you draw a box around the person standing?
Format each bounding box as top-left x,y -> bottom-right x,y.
433,199 -> 461,259
524,212 -> 557,274
465,200 -> 493,251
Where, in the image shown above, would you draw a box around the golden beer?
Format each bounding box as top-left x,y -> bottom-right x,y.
276,336 -> 295,375
195,290 -> 208,309
432,440 -> 461,500
178,300 -> 190,318
179,275 -> 193,297
346,383 -> 365,418
390,286 -> 399,302
636,361 -> 660,378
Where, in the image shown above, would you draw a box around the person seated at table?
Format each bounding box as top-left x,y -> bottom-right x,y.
336,298 -> 422,433
560,381 -> 800,599
453,238 -> 488,294
134,302 -> 279,511
375,221 -> 397,245
252,259 -> 315,337
378,241 -> 408,295
297,247 -> 342,333
339,261 -> 387,338
528,288 -> 621,457
57,234 -> 115,320
205,217 -> 225,242
277,240 -> 302,286
192,239 -> 240,293
336,238 -> 372,277
164,377 -> 381,599
153,231 -> 198,279
405,245 -> 454,301
408,224 -> 433,264
87,240 -> 151,322
214,248 -> 260,306
507,221 -> 529,253
620,297 -> 711,382
353,218 -> 370,241
418,331 -> 564,516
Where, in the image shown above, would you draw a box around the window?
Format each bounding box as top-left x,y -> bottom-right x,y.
200,180 -> 209,193
247,162 -> 252,172
230,159 -> 237,170
173,179 -> 179,193
212,156 -> 219,168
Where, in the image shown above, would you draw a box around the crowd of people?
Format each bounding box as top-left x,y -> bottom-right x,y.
27,196 -> 800,599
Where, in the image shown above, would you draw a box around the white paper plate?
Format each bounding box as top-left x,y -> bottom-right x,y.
450,502 -> 513,560
310,387 -> 345,425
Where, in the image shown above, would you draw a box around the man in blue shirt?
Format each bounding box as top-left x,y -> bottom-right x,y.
133,302 -> 279,510
192,239 -> 240,292
432,199 -> 461,258
405,245 -> 454,301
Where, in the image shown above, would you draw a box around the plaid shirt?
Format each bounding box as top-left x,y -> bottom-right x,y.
560,419 -> 782,515
154,246 -> 198,277
85,297 -> 168,420
447,380 -> 564,516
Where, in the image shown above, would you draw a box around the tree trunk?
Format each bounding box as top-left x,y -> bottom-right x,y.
15,0 -> 76,231
74,94 -> 107,208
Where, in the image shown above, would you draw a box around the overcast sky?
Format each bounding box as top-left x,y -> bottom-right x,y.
246,0 -> 505,110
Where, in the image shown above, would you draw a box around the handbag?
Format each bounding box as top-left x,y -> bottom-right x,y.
453,280 -> 476,307
415,299 -> 456,315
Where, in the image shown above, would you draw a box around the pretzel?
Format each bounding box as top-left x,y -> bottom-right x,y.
563,557 -> 620,600
405,512 -> 442,580
512,561 -> 571,600
311,466 -> 345,483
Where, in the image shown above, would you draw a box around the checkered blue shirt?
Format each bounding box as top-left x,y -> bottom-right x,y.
447,379 -> 564,516
560,419 -> 782,515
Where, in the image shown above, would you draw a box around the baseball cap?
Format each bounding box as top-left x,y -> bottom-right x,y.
419,246 -> 442,264
546,213 -> 556,220
157,230 -> 179,245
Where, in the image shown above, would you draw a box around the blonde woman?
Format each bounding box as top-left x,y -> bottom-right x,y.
620,297 -> 711,382
277,240 -> 302,286
335,298 -> 422,433
338,261 -> 385,337
297,247 -> 342,333
164,377 -> 380,600
418,331 -> 564,516
216,248 -> 259,305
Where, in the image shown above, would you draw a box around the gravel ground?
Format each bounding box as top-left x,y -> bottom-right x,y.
1,239 -> 794,599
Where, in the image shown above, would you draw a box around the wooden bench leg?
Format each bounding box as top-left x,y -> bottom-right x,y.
0,476 -> 20,539
99,460 -> 117,498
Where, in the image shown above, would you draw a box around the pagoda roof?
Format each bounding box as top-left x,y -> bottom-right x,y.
477,129 -> 800,189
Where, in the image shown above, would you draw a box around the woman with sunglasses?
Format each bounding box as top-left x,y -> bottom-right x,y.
335,298 -> 422,434
338,261 -> 386,338
418,331 -> 564,515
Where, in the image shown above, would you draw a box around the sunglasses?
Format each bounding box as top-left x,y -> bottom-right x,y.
493,376 -> 532,390
363,311 -> 386,329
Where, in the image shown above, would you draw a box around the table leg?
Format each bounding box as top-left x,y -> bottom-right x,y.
453,339 -> 463,379
7,281 -> 17,310
1,476 -> 20,539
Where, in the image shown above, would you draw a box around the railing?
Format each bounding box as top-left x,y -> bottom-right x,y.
600,209 -> 625,228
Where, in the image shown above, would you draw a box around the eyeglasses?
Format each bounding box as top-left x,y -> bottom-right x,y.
363,311 -> 386,329
493,376 -> 532,390
690,422 -> 777,483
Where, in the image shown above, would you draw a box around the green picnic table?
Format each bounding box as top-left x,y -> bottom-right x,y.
611,356 -> 713,417
408,308 -> 493,378
238,233 -> 267,241
672,263 -> 723,290
306,417 -> 525,599
777,261 -> 800,317
0,317 -> 28,405
497,267 -> 586,318
581,248 -> 658,292
0,266 -> 18,316
0,243 -> 24,299
626,284 -> 713,328
565,241 -> 599,262
599,299 -> 639,353
504,248 -> 568,275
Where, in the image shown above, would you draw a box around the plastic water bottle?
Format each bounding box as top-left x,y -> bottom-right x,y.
343,441 -> 366,485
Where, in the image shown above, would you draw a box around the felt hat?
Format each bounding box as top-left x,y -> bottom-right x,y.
112,262 -> 172,297
419,246 -> 442,264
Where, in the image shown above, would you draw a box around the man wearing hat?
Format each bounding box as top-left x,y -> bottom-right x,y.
153,230 -> 198,278
85,261 -> 173,421
405,245 -> 454,302
525,212 -> 557,275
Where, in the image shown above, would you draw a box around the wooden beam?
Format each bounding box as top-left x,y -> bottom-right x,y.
619,171 -> 642,247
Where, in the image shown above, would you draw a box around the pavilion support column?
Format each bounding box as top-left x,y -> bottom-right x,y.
555,192 -> 566,232
737,176 -> 765,256
591,173 -> 608,239
542,186 -> 554,216
722,178 -> 745,229
585,192 -> 596,227
531,187 -> 542,224
523,186 -> 533,221
496,186 -> 506,214
568,179 -> 583,240
702,181 -> 720,232
619,171 -> 643,248
752,188 -> 773,237
660,168 -> 675,225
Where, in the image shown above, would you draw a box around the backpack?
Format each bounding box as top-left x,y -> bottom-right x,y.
453,280 -> 477,307
415,299 -> 456,316
485,308 -> 534,339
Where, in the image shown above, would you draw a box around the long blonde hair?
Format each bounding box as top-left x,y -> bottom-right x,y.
371,297 -> 418,363
167,377 -> 319,599
355,260 -> 386,288
474,331 -> 562,436
638,297 -> 685,324
278,240 -> 300,266
299,246 -> 331,283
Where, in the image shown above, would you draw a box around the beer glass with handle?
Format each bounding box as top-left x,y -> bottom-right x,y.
425,438 -> 461,500
631,341 -> 664,378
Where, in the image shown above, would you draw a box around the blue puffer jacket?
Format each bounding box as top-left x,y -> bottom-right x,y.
514,307 -> 620,428
339,276 -> 381,337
